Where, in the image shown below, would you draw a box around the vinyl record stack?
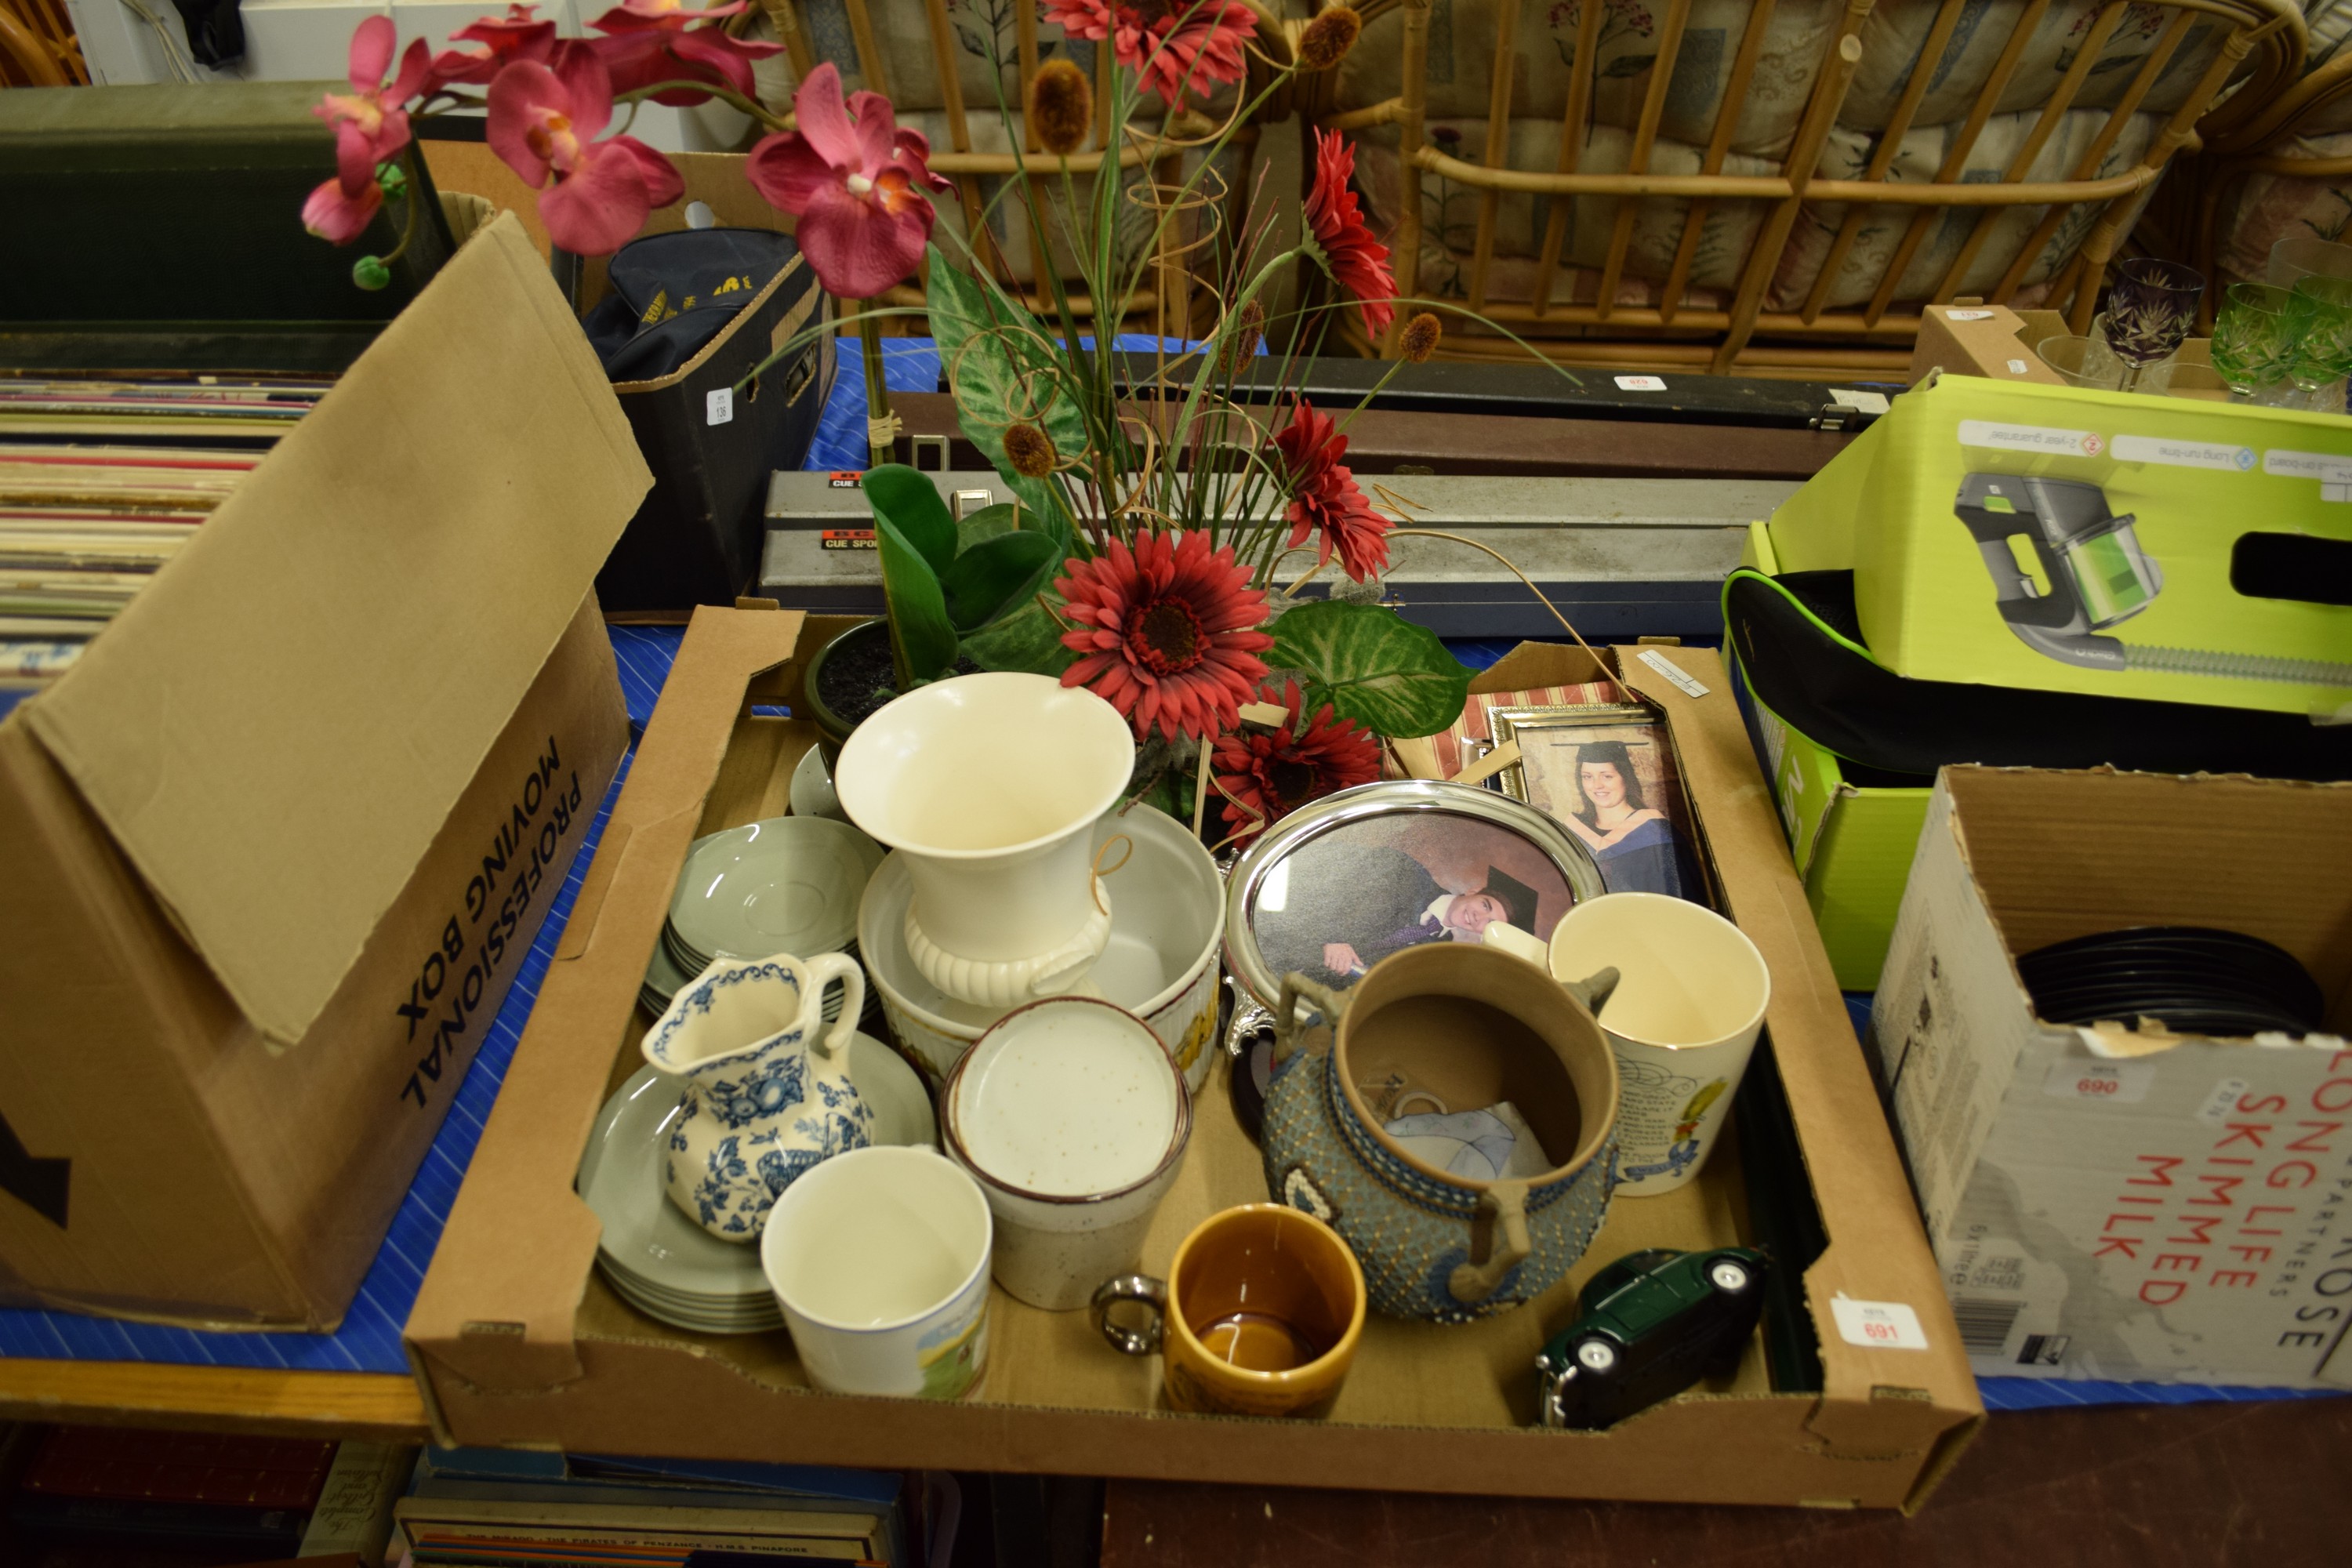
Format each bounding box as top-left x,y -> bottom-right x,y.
388,1446 -> 909,1566
0,376 -> 325,706
2016,926 -> 2328,1039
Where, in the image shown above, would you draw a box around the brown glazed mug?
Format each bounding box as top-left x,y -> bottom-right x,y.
1089,1204 -> 1367,1418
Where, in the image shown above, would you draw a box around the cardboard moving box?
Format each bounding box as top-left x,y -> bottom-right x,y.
405,612 -> 1980,1510
1872,766 -> 2352,1388
0,215 -> 650,1329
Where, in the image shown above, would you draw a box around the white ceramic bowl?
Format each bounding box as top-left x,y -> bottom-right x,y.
858,804 -> 1225,1091
941,996 -> 1192,1311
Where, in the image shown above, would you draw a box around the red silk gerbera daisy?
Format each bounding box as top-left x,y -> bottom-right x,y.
1272,398 -> 1391,583
1055,530 -> 1275,742
1213,681 -> 1380,843
1042,0 -> 1256,111
1307,128 -> 1396,339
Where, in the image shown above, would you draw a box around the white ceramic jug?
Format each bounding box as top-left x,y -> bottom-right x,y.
642,952 -> 871,1241
834,673 -> 1135,1008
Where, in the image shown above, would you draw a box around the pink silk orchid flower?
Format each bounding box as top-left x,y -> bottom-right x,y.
488,56 -> 685,256
301,173 -> 383,245
590,23 -> 780,106
434,4 -> 560,85
746,63 -> 950,299
586,0 -> 749,31
313,15 -> 435,198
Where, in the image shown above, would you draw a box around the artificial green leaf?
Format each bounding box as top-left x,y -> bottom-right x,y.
861,463 -> 956,577
1268,600 -> 1474,739
938,531 -> 1062,632
875,512 -> 959,684
1134,765 -> 1196,826
924,246 -> 1082,554
955,503 -> 1022,548
960,584 -> 1077,677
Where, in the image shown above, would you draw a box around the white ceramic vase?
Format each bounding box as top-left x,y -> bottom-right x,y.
642,952 -> 871,1241
834,673 -> 1135,1009
858,805 -> 1226,1093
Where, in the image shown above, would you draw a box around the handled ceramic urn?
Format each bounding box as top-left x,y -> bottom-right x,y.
1261,943 -> 1621,1323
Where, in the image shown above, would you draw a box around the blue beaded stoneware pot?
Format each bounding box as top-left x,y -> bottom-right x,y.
1261,942 -> 1621,1323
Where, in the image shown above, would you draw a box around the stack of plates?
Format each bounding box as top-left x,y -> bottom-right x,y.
2017,926 -> 2325,1038
576,1034 -> 938,1335
641,816 -> 885,1022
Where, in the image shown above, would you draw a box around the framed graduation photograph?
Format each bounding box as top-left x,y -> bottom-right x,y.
1487,705 -> 1709,905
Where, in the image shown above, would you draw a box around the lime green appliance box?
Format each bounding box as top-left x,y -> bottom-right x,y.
1765,379 -> 2352,720
1735,523 -> 1930,990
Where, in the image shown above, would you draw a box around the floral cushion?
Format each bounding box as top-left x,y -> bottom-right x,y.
797,0 -> 1110,112
1767,108 -> 2165,310
1355,118 -> 1777,308
1337,0 -> 1847,158
2307,0 -> 2352,74
1844,0 -> 2231,132
1352,107 -> 2162,314
902,109 -> 1248,285
791,0 -> 1311,115
2216,131 -> 2352,286
1334,0 -> 2231,159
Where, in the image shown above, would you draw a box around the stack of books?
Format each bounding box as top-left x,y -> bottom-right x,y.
390,1448 -> 908,1567
5,1424 -> 339,1561
0,376 -> 328,700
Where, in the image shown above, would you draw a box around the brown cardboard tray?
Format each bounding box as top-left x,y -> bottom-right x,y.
405,610 -> 1981,1508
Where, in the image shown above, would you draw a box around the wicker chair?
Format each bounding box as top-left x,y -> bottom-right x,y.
2181,23 -> 2352,312
1296,0 -> 2302,377
754,0 -> 1298,335
2,0 -> 85,87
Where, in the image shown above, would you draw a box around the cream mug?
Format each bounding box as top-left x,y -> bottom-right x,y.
1547,892 -> 1770,1195
760,1146 -> 993,1399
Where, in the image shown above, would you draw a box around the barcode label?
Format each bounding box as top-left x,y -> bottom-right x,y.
1951,1296 -> 2024,1357
1635,648 -> 1710,697
1830,1296 -> 1929,1351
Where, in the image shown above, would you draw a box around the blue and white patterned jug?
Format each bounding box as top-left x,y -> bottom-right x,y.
1261,943 -> 1621,1323
644,952 -> 872,1241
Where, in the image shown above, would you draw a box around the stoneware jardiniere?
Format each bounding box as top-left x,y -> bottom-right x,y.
1262,942 -> 1621,1323
643,951 -> 871,1241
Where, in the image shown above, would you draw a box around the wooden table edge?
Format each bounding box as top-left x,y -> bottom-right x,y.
0,1359 -> 429,1441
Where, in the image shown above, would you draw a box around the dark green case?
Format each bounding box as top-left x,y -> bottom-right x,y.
0,82 -> 456,374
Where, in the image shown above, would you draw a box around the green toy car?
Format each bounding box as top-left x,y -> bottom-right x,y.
1535,1247 -> 1769,1431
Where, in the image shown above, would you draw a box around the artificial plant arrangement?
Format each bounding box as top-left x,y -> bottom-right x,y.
302,0 -> 1569,848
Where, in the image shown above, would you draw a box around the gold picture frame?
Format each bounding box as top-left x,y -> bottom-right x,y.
1487,704 -> 1711,906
